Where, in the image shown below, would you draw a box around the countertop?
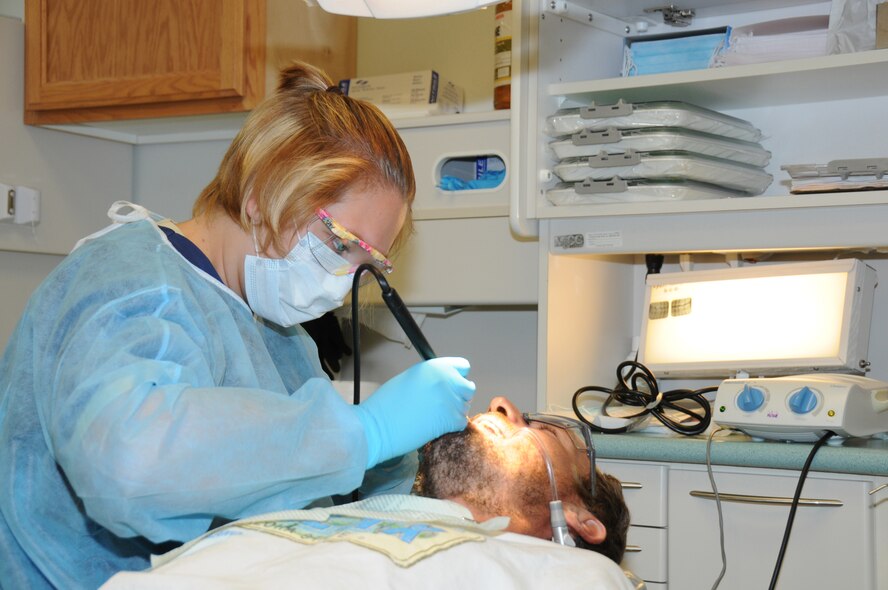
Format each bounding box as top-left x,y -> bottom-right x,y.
593,429 -> 888,476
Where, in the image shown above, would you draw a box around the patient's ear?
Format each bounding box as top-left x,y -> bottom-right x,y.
564,502 -> 606,545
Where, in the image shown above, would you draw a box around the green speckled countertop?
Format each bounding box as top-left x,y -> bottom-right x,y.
593,430 -> 888,476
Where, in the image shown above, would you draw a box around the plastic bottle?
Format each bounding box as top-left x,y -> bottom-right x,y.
494,1 -> 512,110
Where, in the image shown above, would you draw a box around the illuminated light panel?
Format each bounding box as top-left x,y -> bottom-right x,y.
638,259 -> 876,377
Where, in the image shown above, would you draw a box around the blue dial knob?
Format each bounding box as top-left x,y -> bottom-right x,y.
788,386 -> 819,414
736,384 -> 765,412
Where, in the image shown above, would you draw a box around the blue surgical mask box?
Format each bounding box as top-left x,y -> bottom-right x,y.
622,28 -> 731,77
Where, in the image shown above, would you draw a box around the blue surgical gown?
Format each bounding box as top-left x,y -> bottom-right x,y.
0,208 -> 416,588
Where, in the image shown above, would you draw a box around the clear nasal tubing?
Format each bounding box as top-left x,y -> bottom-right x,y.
524,428 -> 575,547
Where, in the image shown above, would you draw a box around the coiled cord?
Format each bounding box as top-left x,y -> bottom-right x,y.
572,360 -> 715,436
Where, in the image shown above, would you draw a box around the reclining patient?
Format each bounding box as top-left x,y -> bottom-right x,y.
101,397 -> 636,589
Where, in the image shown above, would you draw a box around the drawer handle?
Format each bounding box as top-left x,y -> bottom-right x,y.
624,544 -> 642,553
690,490 -> 843,507
621,481 -> 643,490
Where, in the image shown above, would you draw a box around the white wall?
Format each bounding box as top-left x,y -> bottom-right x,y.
132,142 -> 229,220
0,16 -> 133,350
0,0 -> 20,19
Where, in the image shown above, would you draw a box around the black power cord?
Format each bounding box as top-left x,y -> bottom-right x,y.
571,360 -> 715,436
768,429 -> 835,590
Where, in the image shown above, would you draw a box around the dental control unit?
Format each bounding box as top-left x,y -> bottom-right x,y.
714,373 -> 888,443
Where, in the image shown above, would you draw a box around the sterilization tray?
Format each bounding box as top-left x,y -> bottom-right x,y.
781,157 -> 888,179
546,178 -> 747,205
545,99 -> 763,143
552,150 -> 773,195
548,126 -> 771,167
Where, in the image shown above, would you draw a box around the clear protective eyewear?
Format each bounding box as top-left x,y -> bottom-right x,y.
523,413 -> 596,497
308,208 -> 394,282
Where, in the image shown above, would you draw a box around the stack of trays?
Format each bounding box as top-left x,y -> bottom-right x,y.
544,99 -> 772,205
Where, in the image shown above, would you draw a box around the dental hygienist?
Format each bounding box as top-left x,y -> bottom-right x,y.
0,61 -> 475,589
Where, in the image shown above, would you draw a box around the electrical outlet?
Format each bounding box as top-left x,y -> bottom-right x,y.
0,184 -> 40,225
13,185 -> 40,225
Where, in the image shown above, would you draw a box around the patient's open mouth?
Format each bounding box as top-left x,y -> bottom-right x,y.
473,415 -> 508,439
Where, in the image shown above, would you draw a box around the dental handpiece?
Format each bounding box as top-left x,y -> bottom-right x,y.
355,264 -> 436,361
379,284 -> 436,361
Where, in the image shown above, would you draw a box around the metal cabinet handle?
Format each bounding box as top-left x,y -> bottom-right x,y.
690,490 -> 843,507
625,544 -> 642,553
621,481 -> 643,489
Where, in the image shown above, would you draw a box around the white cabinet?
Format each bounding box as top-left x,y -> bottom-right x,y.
363,112 -> 538,306
517,0 -> 888,252
601,460 -> 668,587
600,459 -> 887,589
396,112 -> 511,220
669,465 -> 881,590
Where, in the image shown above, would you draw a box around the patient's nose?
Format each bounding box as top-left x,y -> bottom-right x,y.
488,396 -> 528,426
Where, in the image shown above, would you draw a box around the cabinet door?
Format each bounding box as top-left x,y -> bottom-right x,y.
668,467 -> 875,590
24,0 -> 264,123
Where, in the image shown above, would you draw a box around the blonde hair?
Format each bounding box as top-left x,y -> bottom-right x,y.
193,61 -> 415,255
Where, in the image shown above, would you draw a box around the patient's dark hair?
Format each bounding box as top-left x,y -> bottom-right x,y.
574,469 -> 630,564
414,429 -> 631,565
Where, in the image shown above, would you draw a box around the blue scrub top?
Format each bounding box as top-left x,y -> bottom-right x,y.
158,225 -> 223,284
0,208 -> 416,589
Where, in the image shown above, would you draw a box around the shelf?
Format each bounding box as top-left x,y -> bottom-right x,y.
41,109 -> 510,145
43,113 -> 251,145
542,192 -> 888,254
537,189 -> 888,219
390,109 -> 510,129
549,50 -> 888,110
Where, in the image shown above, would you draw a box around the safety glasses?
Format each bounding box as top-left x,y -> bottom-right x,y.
523,413 -> 596,496
309,208 -> 394,278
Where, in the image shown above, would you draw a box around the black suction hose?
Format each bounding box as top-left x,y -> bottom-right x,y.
349,264 -> 437,502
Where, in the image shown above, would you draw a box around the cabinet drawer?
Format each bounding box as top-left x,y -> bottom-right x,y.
668,467 -> 875,590
600,460 -> 667,527
622,525 -> 667,584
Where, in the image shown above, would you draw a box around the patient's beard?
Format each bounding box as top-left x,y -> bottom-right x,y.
414,426 -> 549,521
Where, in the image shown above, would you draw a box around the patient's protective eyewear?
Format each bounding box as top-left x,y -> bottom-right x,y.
523,413 -> 596,496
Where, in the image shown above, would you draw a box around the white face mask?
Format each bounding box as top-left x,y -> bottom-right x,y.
244,230 -> 354,327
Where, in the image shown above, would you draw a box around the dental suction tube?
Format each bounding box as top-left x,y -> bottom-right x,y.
525,429 -> 575,547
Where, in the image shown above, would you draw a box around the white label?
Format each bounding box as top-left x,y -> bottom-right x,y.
586,231 -> 623,248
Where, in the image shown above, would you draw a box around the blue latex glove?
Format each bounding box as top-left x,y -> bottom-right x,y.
353,357 -> 476,469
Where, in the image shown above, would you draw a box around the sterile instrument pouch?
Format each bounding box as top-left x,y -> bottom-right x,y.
545,100 -> 764,143
553,150 -> 773,195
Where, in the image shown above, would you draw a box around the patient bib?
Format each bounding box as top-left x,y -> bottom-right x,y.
240,515 -> 487,567
153,495 -> 509,569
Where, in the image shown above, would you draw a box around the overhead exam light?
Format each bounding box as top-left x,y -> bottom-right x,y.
315,0 -> 499,19
638,259 -> 877,378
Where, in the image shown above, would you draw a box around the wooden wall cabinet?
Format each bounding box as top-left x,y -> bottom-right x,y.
24,0 -> 356,125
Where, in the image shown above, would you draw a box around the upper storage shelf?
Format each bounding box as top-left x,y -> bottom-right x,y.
550,49 -> 888,110
520,0 -> 888,245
